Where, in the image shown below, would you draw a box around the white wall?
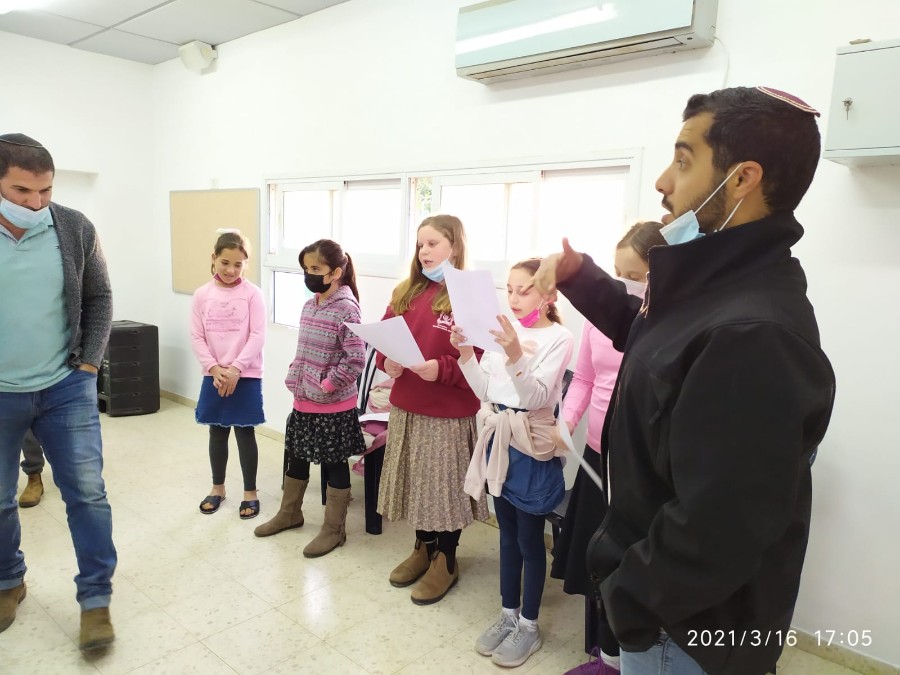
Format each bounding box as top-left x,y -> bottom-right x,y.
5,0 -> 899,665
147,1 -> 900,664
0,32 -> 158,325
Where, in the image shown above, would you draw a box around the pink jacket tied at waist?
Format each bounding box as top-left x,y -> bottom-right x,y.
464,406 -> 566,500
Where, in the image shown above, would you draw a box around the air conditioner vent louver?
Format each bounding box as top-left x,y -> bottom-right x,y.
456,0 -> 718,84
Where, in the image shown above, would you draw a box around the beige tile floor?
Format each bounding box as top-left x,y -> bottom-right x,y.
0,398 -> 867,674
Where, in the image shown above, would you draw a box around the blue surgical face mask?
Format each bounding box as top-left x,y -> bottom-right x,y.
422,258 -> 452,282
0,197 -> 52,230
660,163 -> 744,245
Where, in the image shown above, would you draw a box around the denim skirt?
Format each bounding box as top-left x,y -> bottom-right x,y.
195,376 -> 265,427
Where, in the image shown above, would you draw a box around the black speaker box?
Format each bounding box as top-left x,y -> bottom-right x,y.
98,321 -> 159,416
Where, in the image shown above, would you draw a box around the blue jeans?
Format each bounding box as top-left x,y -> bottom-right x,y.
621,633 -> 707,675
493,495 -> 547,621
0,369 -> 116,609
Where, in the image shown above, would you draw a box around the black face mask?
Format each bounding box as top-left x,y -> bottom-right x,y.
304,272 -> 332,294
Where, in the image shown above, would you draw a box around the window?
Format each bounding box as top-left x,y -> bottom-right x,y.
431,174 -> 537,277
272,270 -> 312,328
268,181 -> 341,270
429,163 -> 633,278
267,178 -> 405,275
342,181 -> 403,257
266,153 -> 639,326
535,168 -> 629,268
282,189 -> 332,249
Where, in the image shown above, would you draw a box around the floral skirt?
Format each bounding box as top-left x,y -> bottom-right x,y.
378,407 -> 489,532
285,408 -> 366,464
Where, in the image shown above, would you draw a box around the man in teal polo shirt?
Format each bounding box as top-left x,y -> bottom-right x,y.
0,133 -> 116,651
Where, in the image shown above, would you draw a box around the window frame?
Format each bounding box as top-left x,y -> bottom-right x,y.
264,149 -> 642,326
431,170 -> 541,279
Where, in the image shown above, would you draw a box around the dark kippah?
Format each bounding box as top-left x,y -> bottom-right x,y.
755,86 -> 821,117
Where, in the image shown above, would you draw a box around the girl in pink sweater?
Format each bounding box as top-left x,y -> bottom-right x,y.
191,230 -> 266,519
552,221 -> 666,674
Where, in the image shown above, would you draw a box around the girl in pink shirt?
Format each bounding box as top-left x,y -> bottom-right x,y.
552,221 -> 665,674
191,230 -> 266,520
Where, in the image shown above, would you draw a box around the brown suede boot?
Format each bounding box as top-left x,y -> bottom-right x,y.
389,539 -> 432,587
18,474 -> 43,508
254,476 -> 308,537
302,486 -> 350,558
410,551 -> 458,605
80,606 -> 115,651
0,582 -> 26,633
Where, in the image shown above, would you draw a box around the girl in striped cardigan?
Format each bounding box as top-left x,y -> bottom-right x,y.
254,239 -> 367,558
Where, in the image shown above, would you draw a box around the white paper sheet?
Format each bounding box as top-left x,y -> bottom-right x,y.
444,266 -> 505,353
558,418 -> 605,491
344,317 -> 426,368
359,412 -> 390,423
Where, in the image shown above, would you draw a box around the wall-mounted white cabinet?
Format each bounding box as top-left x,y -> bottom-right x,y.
824,38 -> 900,167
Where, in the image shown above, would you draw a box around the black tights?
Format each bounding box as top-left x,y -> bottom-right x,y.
209,425 -> 258,491
286,455 -> 351,490
415,529 -> 461,571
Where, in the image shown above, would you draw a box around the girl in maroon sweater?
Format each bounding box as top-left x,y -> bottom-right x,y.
377,215 -> 488,605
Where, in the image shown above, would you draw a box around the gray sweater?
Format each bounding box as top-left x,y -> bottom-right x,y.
50,202 -> 113,369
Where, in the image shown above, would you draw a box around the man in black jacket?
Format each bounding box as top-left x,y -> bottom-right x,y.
533,87 -> 835,675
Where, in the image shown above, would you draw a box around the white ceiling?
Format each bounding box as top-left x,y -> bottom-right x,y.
0,0 -> 352,65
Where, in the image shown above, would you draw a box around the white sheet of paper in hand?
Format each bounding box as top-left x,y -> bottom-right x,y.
358,412 -> 390,423
443,266 -> 504,353
558,418 -> 605,491
344,317 -> 426,368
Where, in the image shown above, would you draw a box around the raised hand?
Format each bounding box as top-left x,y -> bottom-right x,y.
489,315 -> 523,363
526,238 -> 584,297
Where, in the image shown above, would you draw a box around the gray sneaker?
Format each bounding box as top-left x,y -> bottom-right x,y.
475,612 -> 517,656
491,622 -> 543,667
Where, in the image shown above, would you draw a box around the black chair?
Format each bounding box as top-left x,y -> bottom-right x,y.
546,367 -> 575,544
545,490 -> 571,547
319,345 -> 384,534
544,368 -> 604,652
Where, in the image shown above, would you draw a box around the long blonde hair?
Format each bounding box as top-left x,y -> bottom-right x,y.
389,215 -> 468,315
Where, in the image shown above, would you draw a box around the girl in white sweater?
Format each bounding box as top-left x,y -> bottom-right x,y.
451,258 -> 573,668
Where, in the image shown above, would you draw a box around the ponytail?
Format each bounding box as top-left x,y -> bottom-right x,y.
343,253 -> 360,301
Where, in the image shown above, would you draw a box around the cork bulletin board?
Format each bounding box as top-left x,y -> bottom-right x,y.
170,188 -> 261,294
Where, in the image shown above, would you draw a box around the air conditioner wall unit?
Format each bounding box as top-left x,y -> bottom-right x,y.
456,0 -> 719,84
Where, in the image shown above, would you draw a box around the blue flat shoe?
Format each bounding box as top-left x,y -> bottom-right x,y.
199,495 -> 225,514
239,500 -> 260,520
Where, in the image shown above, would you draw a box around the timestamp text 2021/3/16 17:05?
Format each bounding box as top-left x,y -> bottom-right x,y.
687,629 -> 874,648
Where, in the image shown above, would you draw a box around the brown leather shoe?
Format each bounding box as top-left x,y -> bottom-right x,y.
410,551 -> 458,605
18,474 -> 43,508
389,538 -> 431,587
80,607 -> 115,651
0,582 -> 26,633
